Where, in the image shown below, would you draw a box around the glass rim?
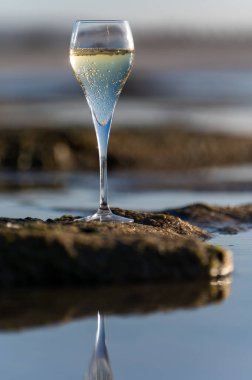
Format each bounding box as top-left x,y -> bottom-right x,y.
74,20 -> 129,24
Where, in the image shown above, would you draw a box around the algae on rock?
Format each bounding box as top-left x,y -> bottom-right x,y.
0,208 -> 233,288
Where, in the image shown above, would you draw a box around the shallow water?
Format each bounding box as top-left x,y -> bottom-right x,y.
0,228 -> 250,380
0,168 -> 251,379
1,166 -> 252,219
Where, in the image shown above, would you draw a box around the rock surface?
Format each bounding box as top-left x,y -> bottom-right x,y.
167,203 -> 252,233
0,208 -> 232,288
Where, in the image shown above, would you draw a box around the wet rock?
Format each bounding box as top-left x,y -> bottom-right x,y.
167,203 -> 252,233
0,279 -> 231,331
218,225 -> 246,235
1,127 -> 252,172
0,208 -> 232,287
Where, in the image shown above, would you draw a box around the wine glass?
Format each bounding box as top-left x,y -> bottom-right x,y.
70,20 -> 135,223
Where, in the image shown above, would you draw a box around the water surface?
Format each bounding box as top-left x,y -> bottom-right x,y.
0,168 -> 251,379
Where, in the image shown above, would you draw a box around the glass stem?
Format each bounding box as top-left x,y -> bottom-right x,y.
99,154 -> 109,211
93,114 -> 112,213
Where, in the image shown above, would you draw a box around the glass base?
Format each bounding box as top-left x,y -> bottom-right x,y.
75,209 -> 134,223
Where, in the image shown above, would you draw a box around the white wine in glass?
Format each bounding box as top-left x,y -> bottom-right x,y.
70,21 -> 135,223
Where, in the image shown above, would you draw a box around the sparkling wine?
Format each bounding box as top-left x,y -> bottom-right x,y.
70,48 -> 134,125
69,20 -> 135,223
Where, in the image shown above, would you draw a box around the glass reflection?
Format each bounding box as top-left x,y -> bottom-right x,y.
86,312 -> 114,380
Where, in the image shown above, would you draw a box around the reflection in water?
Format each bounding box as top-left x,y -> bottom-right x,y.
0,279 -> 232,331
86,312 -> 114,380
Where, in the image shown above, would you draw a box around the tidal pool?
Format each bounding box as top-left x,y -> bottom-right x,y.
0,168 -> 251,379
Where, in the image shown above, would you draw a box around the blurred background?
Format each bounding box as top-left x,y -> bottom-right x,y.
1,0 -> 252,218
2,0 -> 252,132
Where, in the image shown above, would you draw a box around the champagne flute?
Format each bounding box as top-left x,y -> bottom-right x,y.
70,20 -> 135,223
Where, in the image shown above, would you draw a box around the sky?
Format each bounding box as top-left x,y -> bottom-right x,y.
1,0 -> 252,31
